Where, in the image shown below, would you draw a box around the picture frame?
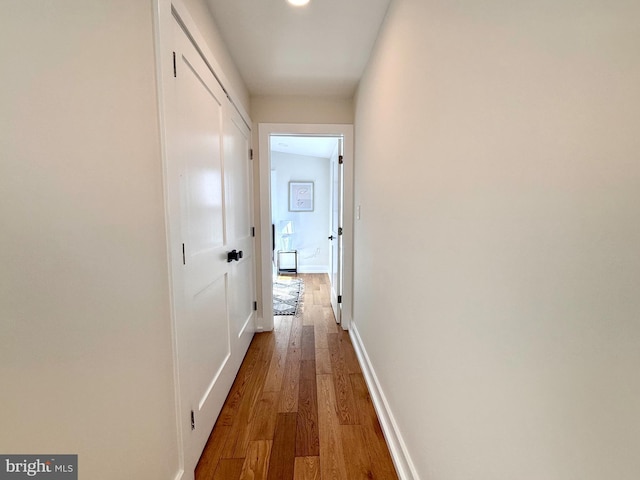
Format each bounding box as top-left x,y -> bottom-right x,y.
289,181 -> 314,212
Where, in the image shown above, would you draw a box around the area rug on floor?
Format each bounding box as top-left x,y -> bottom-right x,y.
273,277 -> 304,316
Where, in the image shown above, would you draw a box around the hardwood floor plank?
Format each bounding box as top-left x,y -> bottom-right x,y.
317,374 -> 348,479
328,334 -> 358,424
312,289 -> 323,305
315,348 -> 332,374
361,420 -> 399,480
278,347 -> 302,413
198,335 -> 274,476
267,412 -> 297,480
308,274 -> 321,289
212,458 -> 244,480
218,333 -> 271,426
223,393 -> 264,458
314,322 -> 328,350
312,304 -> 325,323
302,285 -> 313,314
300,325 -> 315,361
239,440 -> 272,480
264,349 -> 287,392
341,425 -> 375,480
323,307 -> 339,333
195,425 -> 231,480
300,359 -> 316,381
223,338 -> 275,458
302,303 -> 316,326
350,373 -> 398,479
338,329 -> 361,374
263,318 -> 293,392
249,391 -> 279,441
332,371 -> 358,425
302,305 -> 324,326
295,379 -> 319,457
327,333 -> 342,370
293,456 -> 320,480
289,314 -> 303,350
318,284 -> 329,303
349,373 -> 376,426
275,316 -> 293,343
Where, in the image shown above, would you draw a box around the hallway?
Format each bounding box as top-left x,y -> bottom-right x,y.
195,274 -> 398,479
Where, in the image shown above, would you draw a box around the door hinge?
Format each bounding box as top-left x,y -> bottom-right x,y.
338,295 -> 342,304
251,226 -> 255,237
249,148 -> 253,160
338,227 -> 343,236
338,155 -> 344,165
190,410 -> 195,430
182,243 -> 186,265
253,301 -> 258,311
172,51 -> 177,77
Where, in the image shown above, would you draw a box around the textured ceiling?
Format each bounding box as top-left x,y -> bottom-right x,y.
206,0 -> 391,96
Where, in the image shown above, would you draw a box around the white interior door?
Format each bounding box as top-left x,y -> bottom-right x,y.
329,140 -> 343,323
224,106 -> 255,357
168,17 -> 255,476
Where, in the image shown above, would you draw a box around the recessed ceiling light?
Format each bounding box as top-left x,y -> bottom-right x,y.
287,0 -> 310,6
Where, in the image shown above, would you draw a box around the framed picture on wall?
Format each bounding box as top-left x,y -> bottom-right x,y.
289,181 -> 314,212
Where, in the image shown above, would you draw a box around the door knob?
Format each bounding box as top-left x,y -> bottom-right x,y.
328,235 -> 335,240
227,250 -> 243,262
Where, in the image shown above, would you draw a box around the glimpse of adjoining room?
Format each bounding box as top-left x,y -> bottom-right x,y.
270,136 -> 340,317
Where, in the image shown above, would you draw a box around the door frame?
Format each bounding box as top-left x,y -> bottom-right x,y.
258,123 -> 354,332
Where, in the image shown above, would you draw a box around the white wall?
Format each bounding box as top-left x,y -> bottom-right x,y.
354,0 -> 640,479
251,95 -> 354,125
0,1 -> 249,479
272,152 -> 331,273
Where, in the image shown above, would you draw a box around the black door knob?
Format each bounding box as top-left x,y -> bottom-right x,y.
328,235 -> 335,240
227,250 -> 244,262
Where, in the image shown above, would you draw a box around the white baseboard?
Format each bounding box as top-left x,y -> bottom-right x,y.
349,323 -> 420,480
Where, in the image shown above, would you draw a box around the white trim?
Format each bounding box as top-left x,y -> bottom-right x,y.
153,1 -> 186,477
349,323 -> 420,480
258,123 -> 354,332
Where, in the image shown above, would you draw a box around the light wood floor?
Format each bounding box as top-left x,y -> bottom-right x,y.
195,274 -> 399,480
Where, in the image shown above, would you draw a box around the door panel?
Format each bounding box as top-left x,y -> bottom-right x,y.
230,259 -> 254,334
191,276 -> 229,407
179,54 -> 226,302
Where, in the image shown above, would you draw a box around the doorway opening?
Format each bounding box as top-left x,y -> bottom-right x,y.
270,135 -> 342,322
258,124 -> 354,333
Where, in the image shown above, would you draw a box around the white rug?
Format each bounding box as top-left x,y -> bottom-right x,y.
273,277 -> 303,316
